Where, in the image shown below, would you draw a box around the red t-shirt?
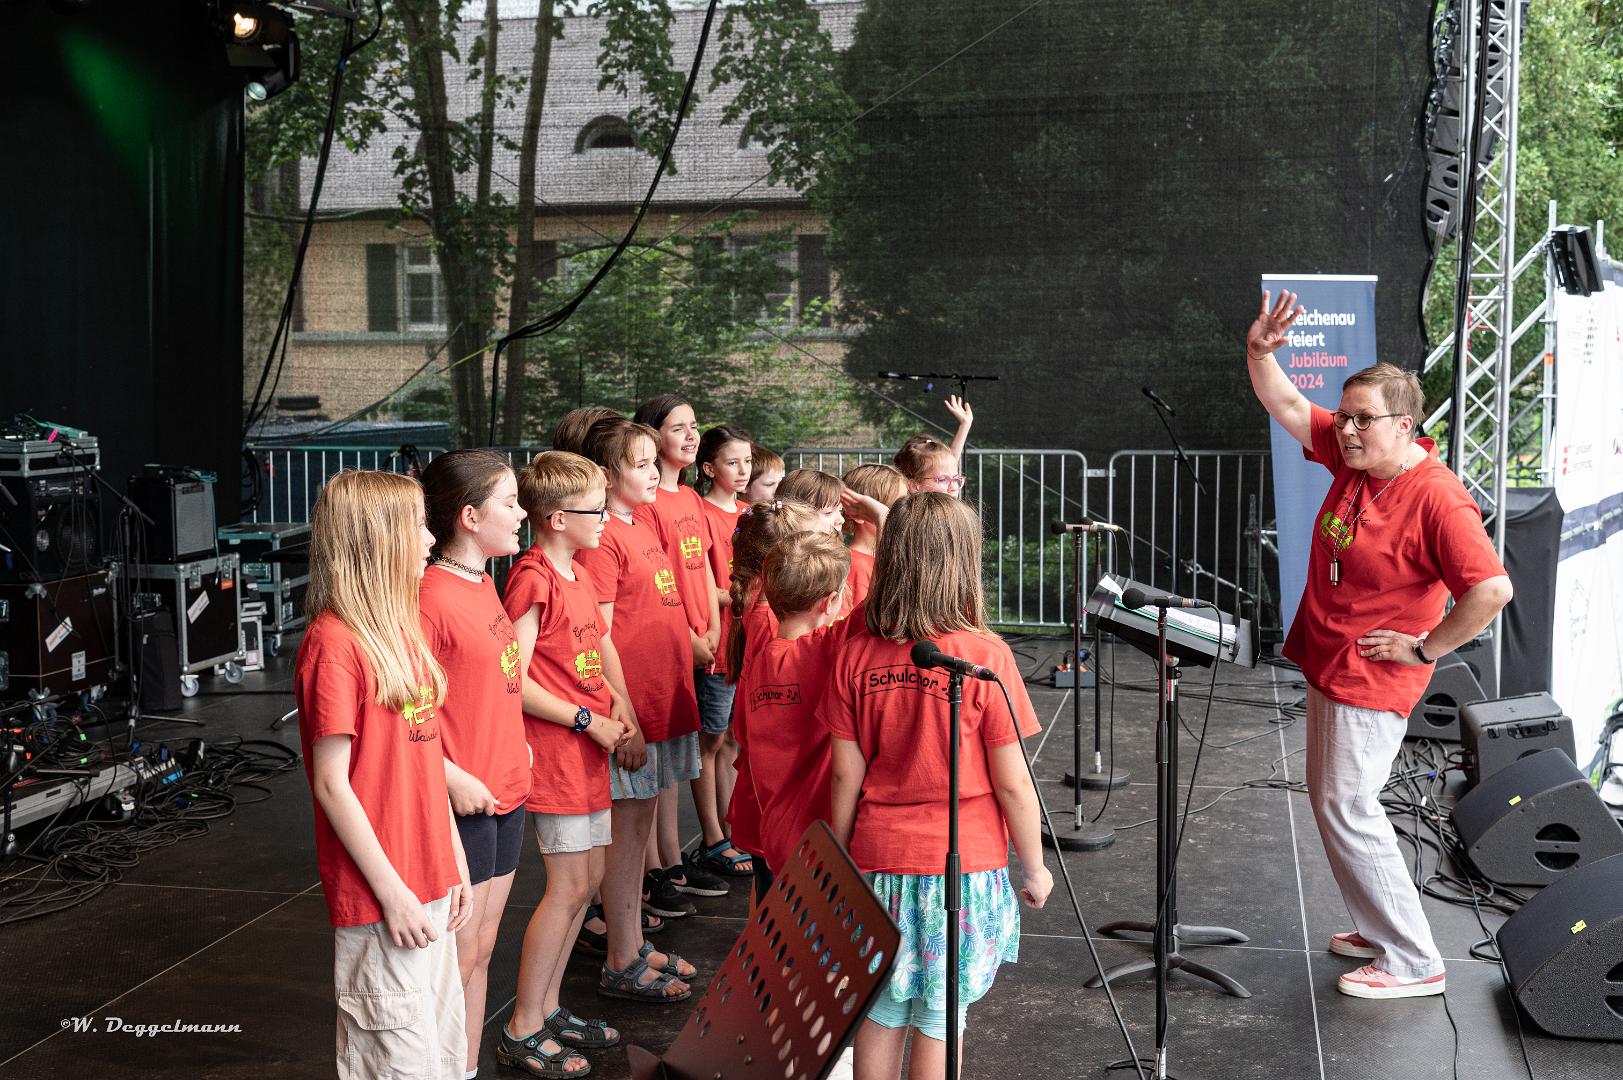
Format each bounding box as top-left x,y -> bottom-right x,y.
574,515 -> 699,744
1284,405 -> 1508,716
742,613 -> 864,872
819,628 -> 1040,875
502,547 -> 614,815
845,548 -> 876,610
418,566 -> 531,814
724,599 -> 780,859
636,485 -> 715,640
295,611 -> 461,927
700,497 -> 744,676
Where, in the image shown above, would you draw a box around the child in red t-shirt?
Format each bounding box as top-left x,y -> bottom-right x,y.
494,451 -> 638,1073
295,471 -> 471,1079
823,492 -> 1052,1075
632,396 -> 735,903
839,463 -> 907,610
418,450 -> 534,1077
575,418 -> 701,1005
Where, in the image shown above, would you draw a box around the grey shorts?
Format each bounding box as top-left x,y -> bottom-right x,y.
530,808 -> 612,855
609,730 -> 702,801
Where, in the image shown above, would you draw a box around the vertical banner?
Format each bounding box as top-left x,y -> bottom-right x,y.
1550,271 -> 1623,760
1261,274 -> 1380,635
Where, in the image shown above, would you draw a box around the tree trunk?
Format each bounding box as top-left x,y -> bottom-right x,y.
503,2 -> 557,445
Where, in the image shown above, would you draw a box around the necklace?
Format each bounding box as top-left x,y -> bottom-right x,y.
433,554 -> 486,580
1322,460 -> 1414,586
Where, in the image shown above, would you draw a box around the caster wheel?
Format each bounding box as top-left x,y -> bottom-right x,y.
266,635 -> 282,658
223,661 -> 244,684
180,675 -> 200,698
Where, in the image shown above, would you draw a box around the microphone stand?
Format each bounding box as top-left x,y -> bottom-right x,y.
1044,531 -> 1119,852
1144,395 -> 1204,597
945,667 -> 963,1080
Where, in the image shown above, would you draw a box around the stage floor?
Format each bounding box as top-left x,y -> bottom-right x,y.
0,635 -> 1608,1079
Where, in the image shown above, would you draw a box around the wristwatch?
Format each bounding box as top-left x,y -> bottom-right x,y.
1413,640 -> 1436,665
572,706 -> 593,733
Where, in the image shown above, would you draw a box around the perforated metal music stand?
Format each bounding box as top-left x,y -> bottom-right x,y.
628,821 -> 900,1080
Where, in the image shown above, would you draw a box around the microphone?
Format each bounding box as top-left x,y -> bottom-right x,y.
1121,586 -> 1207,610
877,371 -> 924,380
911,640 -> 997,681
1141,386 -> 1175,415
1050,518 -> 1125,535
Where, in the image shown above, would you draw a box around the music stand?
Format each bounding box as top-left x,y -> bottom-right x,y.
628,821 -> 900,1080
1083,575 -> 1257,1077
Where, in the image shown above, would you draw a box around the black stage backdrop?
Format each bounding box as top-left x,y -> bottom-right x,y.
0,0 -> 245,523
826,0 -> 1434,457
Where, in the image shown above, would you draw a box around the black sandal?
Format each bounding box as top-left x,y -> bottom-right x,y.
545,1007 -> 620,1050
495,1025 -> 592,1078
574,905 -> 665,955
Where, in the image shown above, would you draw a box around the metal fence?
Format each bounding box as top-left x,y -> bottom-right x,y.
245,442 -> 1278,635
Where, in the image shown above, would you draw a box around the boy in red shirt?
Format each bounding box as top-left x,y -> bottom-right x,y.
496,451 -> 639,1074
296,471 -> 472,1080
839,463 -> 907,609
576,418 -> 702,1004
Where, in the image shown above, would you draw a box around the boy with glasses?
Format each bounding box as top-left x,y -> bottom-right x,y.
1245,290 -> 1513,1000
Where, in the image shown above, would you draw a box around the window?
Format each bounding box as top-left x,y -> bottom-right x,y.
728,234 -> 832,326
403,244 -> 446,331
738,120 -> 782,151
575,115 -> 638,152
730,237 -> 796,322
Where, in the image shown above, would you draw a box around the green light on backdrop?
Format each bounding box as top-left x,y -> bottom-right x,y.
60,28 -> 174,181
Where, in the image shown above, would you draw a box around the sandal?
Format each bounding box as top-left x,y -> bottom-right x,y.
599,955 -> 691,1003
495,1025 -> 592,1078
694,837 -> 755,877
573,905 -> 665,955
639,939 -> 696,979
545,1007 -> 620,1050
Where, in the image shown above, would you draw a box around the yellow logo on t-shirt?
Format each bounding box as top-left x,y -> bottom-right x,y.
574,648 -> 604,687
680,534 -> 703,563
499,640 -> 521,680
402,685 -> 438,741
1318,510 -> 1355,553
654,567 -> 677,596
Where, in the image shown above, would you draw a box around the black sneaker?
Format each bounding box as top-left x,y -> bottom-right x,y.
641,869 -> 695,919
668,858 -> 729,897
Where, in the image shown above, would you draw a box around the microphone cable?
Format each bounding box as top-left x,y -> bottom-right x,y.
992,674 -> 1150,1080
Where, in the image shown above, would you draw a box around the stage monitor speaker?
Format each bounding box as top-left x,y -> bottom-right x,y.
1462,692 -> 1577,787
129,468 -> 217,562
0,471 -> 103,581
1497,851 -> 1623,1041
1451,749 -> 1623,887
1407,632 -> 1496,741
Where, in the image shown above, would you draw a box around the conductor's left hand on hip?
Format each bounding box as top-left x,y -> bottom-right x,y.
1356,629 -> 1425,665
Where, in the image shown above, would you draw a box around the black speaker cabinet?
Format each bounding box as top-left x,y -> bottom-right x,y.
0,470 -> 103,581
1498,851 -> 1623,1040
1451,749 -> 1623,887
129,469 -> 217,562
1462,692 -> 1576,787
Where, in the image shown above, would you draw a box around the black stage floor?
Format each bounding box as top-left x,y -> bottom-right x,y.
0,636 -> 1608,1079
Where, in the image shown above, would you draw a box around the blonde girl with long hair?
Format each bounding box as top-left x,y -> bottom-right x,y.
295,470 -> 472,1080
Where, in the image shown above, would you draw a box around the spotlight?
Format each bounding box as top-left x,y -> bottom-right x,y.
231,12 -> 259,40
214,3 -> 287,48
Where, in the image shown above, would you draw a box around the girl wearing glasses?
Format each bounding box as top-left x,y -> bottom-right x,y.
1245,290 -> 1513,1002
894,394 -> 975,496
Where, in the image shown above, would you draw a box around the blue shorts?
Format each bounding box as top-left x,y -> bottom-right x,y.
696,670 -> 736,735
609,730 -> 702,801
864,994 -> 967,1042
455,804 -> 526,885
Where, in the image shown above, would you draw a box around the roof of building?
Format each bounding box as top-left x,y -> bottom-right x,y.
299,1 -> 861,213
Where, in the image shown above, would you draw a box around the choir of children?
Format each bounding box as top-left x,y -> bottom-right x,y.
298,397 -> 1048,1080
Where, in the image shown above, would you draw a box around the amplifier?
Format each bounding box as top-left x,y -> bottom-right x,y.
129,468 -> 217,563
1462,692 -> 1576,787
0,469 -> 102,581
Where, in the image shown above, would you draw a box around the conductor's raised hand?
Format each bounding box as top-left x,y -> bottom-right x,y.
944,394 -> 974,428
1246,290 -> 1304,361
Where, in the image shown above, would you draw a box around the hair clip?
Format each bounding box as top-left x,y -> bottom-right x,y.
770,499 -> 783,512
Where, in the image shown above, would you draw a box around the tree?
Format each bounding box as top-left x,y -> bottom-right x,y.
246,0 -> 854,447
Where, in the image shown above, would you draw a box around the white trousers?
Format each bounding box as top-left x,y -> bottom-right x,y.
1304,687 -> 1445,980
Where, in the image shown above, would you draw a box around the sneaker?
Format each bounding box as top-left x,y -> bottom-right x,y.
1328,931 -> 1380,959
1336,965 -> 1446,999
669,858 -> 729,897
642,869 -> 695,919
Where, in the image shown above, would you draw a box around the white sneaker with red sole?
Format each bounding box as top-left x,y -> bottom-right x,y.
1328,931 -> 1380,959
1337,965 -> 1446,999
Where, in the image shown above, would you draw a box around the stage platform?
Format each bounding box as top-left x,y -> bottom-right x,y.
0,635 -> 1609,1079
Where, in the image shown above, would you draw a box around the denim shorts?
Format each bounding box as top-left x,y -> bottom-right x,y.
695,670 -> 736,735
609,730 -> 702,801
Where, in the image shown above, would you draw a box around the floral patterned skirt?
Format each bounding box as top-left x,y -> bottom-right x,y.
866,868 -> 1021,1009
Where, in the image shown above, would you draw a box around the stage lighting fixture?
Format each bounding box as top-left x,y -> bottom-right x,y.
231,12 -> 259,40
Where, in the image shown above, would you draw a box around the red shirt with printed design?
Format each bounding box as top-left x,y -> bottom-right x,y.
574,514 -> 699,744
502,547 -> 615,815
296,611 -> 461,927
418,566 -> 532,814
819,628 -> 1040,875
699,497 -> 744,677
741,610 -> 865,873
636,485 -> 715,640
724,598 -> 779,860
1284,405 -> 1508,716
